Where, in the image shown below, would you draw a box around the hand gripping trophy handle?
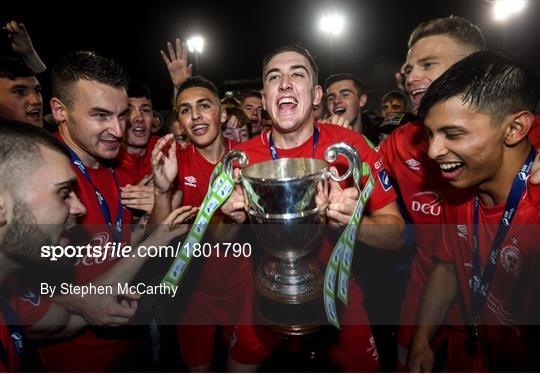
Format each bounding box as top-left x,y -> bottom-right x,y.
211,149 -> 249,186
324,142 -> 363,190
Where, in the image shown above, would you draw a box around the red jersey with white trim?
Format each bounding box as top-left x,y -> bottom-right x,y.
175,138 -> 250,294
436,178 -> 540,370
117,135 -> 160,184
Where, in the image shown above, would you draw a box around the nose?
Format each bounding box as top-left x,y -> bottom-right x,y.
405,65 -> 421,90
279,74 -> 292,91
69,193 -> 87,217
191,107 -> 201,121
109,116 -> 124,138
427,134 -> 448,161
28,90 -> 42,106
131,108 -> 144,124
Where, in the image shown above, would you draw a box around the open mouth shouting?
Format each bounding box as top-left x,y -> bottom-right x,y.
191,123 -> 210,136
332,106 -> 347,116
277,96 -> 298,112
130,125 -> 148,138
26,107 -> 42,123
409,88 -> 427,107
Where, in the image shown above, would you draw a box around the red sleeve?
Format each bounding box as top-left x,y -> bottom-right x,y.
10,290 -> 52,327
353,135 -> 397,213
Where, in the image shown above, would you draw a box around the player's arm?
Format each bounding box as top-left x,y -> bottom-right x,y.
408,260 -> 458,372
357,201 -> 404,250
24,304 -> 86,340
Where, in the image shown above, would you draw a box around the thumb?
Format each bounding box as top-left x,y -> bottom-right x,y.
328,166 -> 343,195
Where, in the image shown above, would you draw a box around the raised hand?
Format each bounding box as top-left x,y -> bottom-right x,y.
320,114 -> 351,129
3,20 -> 46,73
151,134 -> 178,194
160,38 -> 193,87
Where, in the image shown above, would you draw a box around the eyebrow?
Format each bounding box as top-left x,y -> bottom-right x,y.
179,98 -> 212,108
264,64 -> 310,79
437,125 -> 467,132
55,178 -> 78,188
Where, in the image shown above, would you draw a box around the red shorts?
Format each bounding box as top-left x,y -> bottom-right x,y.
229,279 -> 380,372
176,284 -> 247,367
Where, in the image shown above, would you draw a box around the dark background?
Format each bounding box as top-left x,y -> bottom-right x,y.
3,0 -> 540,111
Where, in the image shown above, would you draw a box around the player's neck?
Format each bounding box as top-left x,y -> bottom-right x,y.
59,125 -> 101,169
351,115 -> 363,134
272,120 -> 315,149
197,134 -> 226,164
126,144 -> 146,157
478,141 -> 532,207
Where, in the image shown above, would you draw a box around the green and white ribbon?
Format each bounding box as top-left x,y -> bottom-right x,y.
162,162 -> 235,288
324,162 -> 375,328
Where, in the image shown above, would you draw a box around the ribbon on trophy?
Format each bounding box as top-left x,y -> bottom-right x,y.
161,151 -> 248,288
323,161 -> 375,329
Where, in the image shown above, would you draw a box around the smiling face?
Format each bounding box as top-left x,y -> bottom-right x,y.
404,35 -> 474,114
126,96 -> 153,148
262,51 -> 322,134
241,96 -> 263,135
176,86 -> 226,148
425,96 -> 507,190
0,147 -> 86,265
0,76 -> 43,126
52,80 -> 129,166
326,79 -> 366,124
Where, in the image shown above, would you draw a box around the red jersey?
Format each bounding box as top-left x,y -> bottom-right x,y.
436,180 -> 540,370
175,138 -> 250,298
0,313 -> 21,372
117,135 -> 159,184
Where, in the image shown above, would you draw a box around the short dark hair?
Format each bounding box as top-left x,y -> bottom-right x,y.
0,56 -> 35,80
262,43 -> 319,85
382,90 -> 408,105
175,75 -> 220,104
419,50 -> 540,123
242,91 -> 262,103
325,73 -> 365,95
127,79 -> 152,100
51,51 -> 129,108
0,118 -> 70,190
408,16 -> 485,51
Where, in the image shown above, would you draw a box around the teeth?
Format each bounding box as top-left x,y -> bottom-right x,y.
440,162 -> 463,171
192,124 -> 208,132
334,107 -> 346,114
134,127 -> 145,131
278,97 -> 297,105
411,89 -> 427,96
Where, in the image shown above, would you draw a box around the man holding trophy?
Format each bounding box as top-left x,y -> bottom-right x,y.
221,44 -> 405,372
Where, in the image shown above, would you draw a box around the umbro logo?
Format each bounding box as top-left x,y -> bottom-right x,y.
405,159 -> 421,171
184,176 -> 197,187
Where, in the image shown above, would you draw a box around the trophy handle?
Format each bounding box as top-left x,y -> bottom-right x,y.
210,149 -> 249,186
324,142 -> 363,190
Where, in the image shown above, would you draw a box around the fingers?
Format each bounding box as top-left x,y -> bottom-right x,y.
176,38 -> 185,61
160,49 -> 171,66
167,138 -> 177,162
137,174 -> 153,186
152,134 -> 174,166
167,41 -> 176,60
163,205 -> 198,226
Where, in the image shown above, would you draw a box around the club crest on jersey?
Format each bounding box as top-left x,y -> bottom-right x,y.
184,176 -> 197,187
20,289 -> 40,306
378,169 -> 392,191
500,245 -> 521,278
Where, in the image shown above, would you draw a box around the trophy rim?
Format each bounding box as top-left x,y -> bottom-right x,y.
241,157 -> 328,183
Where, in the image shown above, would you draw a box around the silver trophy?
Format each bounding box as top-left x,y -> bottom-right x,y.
222,143 -> 362,335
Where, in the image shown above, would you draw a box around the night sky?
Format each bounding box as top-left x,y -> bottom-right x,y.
3,0 -> 540,110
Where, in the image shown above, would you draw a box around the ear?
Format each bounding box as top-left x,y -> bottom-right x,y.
312,85 -> 323,106
358,94 -> 368,108
261,90 -> 267,111
50,97 -> 68,124
219,107 -> 227,124
503,111 -> 534,146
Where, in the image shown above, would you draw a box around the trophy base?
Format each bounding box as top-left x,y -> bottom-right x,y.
254,256 -> 324,336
